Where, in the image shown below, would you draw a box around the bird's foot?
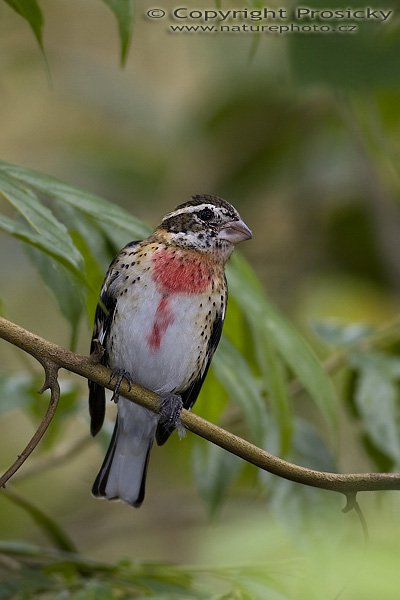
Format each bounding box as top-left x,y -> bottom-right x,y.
159,394 -> 185,438
109,368 -> 133,403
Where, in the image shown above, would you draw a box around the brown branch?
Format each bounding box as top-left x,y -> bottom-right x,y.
1,316 -> 400,497
0,356 -> 60,488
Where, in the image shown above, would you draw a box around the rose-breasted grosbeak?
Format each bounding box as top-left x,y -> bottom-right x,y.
89,194 -> 252,507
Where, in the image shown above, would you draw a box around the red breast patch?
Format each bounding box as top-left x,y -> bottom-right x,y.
152,248 -> 212,294
148,297 -> 173,350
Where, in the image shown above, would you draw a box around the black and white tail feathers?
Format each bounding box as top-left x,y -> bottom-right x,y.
92,415 -> 152,507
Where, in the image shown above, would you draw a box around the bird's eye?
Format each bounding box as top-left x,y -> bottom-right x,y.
198,208 -> 213,221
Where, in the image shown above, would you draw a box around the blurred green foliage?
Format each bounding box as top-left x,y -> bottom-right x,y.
3,0 -> 44,50
0,161 -> 340,503
1,0 -> 400,597
2,0 -> 134,64
289,0 -> 400,89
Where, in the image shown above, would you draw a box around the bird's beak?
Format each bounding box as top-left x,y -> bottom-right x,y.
218,218 -> 253,244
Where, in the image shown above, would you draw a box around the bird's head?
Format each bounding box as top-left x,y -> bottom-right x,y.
156,194 -> 252,258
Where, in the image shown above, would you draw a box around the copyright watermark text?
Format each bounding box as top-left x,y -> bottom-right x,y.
144,5 -> 394,35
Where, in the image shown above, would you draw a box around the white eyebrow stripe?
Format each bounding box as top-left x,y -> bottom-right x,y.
163,203 -> 215,220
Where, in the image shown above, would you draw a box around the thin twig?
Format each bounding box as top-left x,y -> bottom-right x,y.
342,491 -> 358,513
0,355 -> 60,488
353,500 -> 369,545
342,492 -> 369,545
1,316 -> 400,496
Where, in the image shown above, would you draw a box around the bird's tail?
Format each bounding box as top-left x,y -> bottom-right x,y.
92,400 -> 157,507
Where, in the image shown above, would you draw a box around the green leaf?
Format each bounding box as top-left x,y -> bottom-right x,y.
0,172 -> 84,279
0,566 -> 51,599
262,418 -> 339,533
53,200 -> 115,271
350,351 -> 400,465
213,336 -> 268,444
0,161 -> 149,240
250,320 -> 292,455
289,0 -> 400,89
3,489 -> 77,553
195,368 -> 228,425
227,253 -> 338,434
24,245 -> 84,349
28,380 -> 80,450
101,0 -> 134,66
52,201 -> 118,324
222,295 -> 248,353
4,0 -> 44,49
0,373 -> 40,414
312,320 -> 374,348
70,230 -> 105,323
0,373 -> 80,450
193,441 -> 242,516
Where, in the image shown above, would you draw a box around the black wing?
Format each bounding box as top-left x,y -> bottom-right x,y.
88,241 -> 140,436
155,309 -> 225,446
88,286 -> 116,436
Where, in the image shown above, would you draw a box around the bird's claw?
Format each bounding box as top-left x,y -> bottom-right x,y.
109,368 -> 133,403
160,394 -> 185,438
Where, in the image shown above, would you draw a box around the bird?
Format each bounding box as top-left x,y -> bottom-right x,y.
88,194 -> 252,507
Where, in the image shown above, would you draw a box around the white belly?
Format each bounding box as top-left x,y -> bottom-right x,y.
109,280 -> 211,395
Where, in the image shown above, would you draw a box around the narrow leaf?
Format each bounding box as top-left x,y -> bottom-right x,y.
350,351 -> 400,465
24,245 -> 84,350
27,380 -> 80,450
0,172 -> 83,278
213,337 -> 267,444
70,230 -> 105,323
251,325 -> 292,455
0,373 -> 39,414
312,320 -> 374,348
195,368 -> 228,426
101,0 -> 134,65
193,442 -> 242,516
3,489 -> 77,553
4,0 -> 44,49
0,161 -> 149,239
289,3 -> 400,90
227,253 -> 338,433
53,201 -> 114,273
0,213 -> 84,283
262,418 -> 338,533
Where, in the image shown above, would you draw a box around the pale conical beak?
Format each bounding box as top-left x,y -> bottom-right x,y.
218,218 -> 253,244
